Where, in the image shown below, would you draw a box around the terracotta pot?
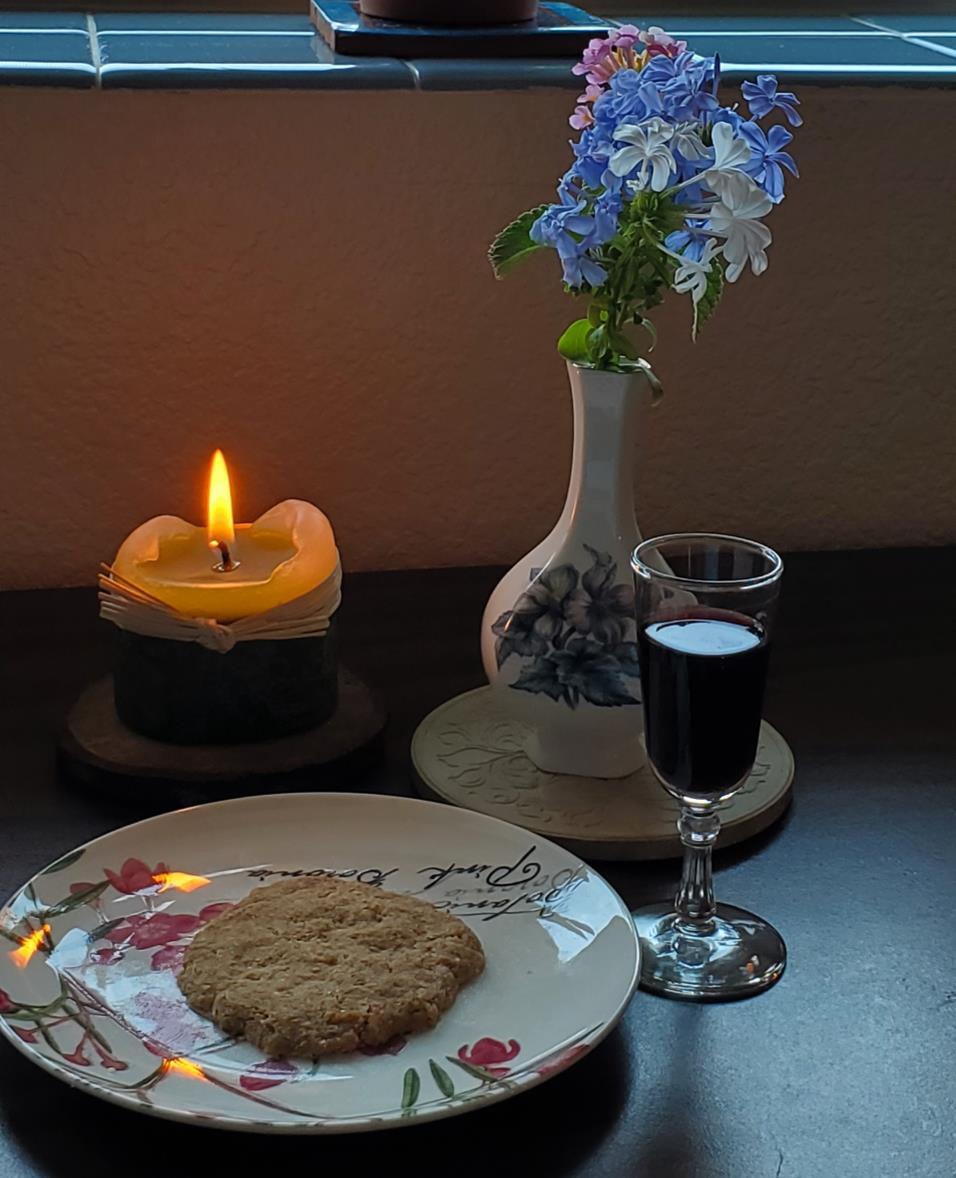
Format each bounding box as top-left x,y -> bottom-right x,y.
359,0 -> 538,26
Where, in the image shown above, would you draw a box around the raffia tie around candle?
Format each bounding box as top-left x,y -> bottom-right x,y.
102,452 -> 343,745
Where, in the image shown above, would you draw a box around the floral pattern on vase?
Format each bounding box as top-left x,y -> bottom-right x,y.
491,546 -> 639,710
481,361 -> 650,779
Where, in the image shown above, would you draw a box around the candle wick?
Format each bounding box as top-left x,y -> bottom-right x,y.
209,539 -> 240,573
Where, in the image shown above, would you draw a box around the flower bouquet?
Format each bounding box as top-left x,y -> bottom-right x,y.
480,26 -> 801,778
490,24 -> 801,370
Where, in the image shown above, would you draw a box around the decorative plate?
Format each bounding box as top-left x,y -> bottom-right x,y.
0,793 -> 639,1134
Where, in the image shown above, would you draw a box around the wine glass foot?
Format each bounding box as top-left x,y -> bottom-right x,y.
633,902 -> 786,1001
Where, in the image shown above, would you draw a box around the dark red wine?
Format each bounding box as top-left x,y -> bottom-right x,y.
638,615 -> 770,799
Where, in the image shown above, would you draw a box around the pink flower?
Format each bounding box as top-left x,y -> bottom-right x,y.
12,1026 -> 37,1044
458,1038 -> 521,1077
639,25 -> 687,58
90,946 -> 124,965
571,27 -> 646,88
536,1042 -> 590,1079
239,1059 -> 298,1091
132,993 -> 210,1056
0,989 -> 14,1014
197,902 -> 234,923
63,1042 -> 91,1066
103,858 -> 170,895
89,1039 -> 129,1071
150,944 -> 187,974
97,1054 -> 129,1071
102,911 -> 202,951
357,1035 -> 407,1057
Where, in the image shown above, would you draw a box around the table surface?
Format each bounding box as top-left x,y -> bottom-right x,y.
1,549 -> 954,1178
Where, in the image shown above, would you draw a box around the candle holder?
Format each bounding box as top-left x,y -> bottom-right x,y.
57,564 -> 386,804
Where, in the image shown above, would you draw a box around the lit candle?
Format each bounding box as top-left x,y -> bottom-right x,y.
113,451 -> 336,622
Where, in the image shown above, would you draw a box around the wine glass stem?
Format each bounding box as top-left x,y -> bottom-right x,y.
674,807 -> 721,933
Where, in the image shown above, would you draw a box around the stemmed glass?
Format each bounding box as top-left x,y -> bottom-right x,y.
630,533 -> 786,1000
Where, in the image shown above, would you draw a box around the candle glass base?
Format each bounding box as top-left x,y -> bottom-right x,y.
113,622 -> 338,745
633,902 -> 786,1000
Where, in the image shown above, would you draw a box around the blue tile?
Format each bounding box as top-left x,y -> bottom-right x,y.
852,14 -> 956,33
0,11 -> 87,32
92,13 -> 314,35
0,30 -> 94,87
908,35 -> 956,59
616,16 -> 866,33
684,33 -> 956,80
98,32 -> 414,89
408,56 -> 577,89
313,0 -> 608,58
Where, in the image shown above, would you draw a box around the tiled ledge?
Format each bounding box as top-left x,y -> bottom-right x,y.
1,11 -> 955,90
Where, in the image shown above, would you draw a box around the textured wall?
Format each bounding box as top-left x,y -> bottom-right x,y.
0,85 -> 954,590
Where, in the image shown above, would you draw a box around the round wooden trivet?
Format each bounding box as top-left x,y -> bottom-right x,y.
411,686 -> 793,861
58,668 -> 386,808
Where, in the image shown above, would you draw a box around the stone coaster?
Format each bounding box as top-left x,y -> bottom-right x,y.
412,686 -> 793,861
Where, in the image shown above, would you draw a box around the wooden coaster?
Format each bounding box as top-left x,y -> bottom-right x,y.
58,669 -> 386,809
411,687 -> 793,861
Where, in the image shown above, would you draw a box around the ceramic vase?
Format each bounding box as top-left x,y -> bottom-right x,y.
481,360 -> 651,778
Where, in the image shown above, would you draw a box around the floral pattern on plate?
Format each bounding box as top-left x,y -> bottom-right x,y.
0,794 -> 639,1133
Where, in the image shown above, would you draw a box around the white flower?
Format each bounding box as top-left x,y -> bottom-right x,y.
609,117 -> 676,192
707,182 -> 774,282
672,121 -> 707,162
699,121 -> 754,203
670,238 -> 721,304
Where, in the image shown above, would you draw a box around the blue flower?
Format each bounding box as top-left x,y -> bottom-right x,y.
571,126 -> 612,189
664,228 -> 712,262
592,70 -> 660,130
741,75 -> 803,127
709,106 -> 746,132
739,121 -> 798,202
640,51 -> 718,122
559,248 -> 607,289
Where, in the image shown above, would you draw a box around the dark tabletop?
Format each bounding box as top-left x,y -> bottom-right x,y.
1,549 -> 954,1178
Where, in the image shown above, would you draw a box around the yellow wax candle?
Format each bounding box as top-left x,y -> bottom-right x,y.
113,451 -> 337,622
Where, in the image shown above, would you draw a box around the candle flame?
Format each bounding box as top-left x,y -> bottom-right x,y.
152,871 -> 210,894
207,449 -> 236,548
162,1056 -> 207,1081
11,924 -> 51,968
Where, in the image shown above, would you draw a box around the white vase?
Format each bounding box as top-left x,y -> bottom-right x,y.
481,360 -> 651,779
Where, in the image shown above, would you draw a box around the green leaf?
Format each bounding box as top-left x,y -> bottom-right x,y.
88,918 -> 126,943
0,926 -> 23,946
556,318 -> 592,363
607,326 -> 640,362
447,1055 -> 498,1084
587,302 -> 606,327
634,315 -> 657,352
429,1059 -> 455,1098
401,1067 -> 421,1109
43,880 -> 108,919
488,205 -> 547,279
586,323 -> 609,365
41,848 -> 86,875
692,259 -> 725,341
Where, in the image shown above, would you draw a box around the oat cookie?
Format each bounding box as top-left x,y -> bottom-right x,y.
177,875 -> 485,1057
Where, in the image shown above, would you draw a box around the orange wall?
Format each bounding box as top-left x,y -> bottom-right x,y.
0,84 -> 954,589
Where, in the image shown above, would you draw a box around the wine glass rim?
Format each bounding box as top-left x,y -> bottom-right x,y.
631,532 -> 783,591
